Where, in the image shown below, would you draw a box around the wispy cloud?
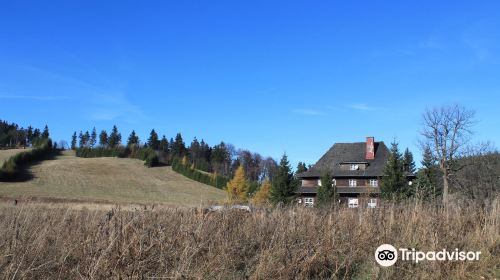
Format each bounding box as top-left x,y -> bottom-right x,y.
87,92 -> 147,123
0,94 -> 71,101
345,103 -> 381,111
292,109 -> 326,116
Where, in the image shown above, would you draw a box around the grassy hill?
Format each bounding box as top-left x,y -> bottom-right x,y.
0,148 -> 31,165
0,150 -> 226,206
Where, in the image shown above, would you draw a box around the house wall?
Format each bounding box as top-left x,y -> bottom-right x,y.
302,179 -> 319,187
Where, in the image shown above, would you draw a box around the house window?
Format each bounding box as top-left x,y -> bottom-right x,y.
349,179 -> 357,187
368,198 -> 377,208
304,197 -> 314,207
350,164 -> 359,170
348,198 -> 359,208
369,179 -> 378,187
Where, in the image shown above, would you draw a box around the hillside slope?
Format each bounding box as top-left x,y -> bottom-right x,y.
0,150 -> 226,206
0,148 -> 31,165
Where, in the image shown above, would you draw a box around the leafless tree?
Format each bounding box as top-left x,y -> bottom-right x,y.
420,104 -> 476,204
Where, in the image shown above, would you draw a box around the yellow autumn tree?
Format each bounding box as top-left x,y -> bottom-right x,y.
252,179 -> 271,205
226,165 -> 248,202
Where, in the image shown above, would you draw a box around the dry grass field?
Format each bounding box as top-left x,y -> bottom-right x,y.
0,148 -> 31,165
0,150 -> 226,206
0,199 -> 498,279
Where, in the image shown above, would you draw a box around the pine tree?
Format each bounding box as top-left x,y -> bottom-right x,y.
108,125 -> 121,148
296,162 -> 308,174
90,127 -> 97,148
127,130 -> 140,147
270,154 -> 297,205
33,128 -> 41,139
226,165 -> 249,202
159,135 -> 169,153
380,140 -> 407,199
71,132 -> 77,150
78,131 -> 84,148
42,125 -> 49,139
403,148 -> 416,174
84,131 -> 90,147
415,146 -> 441,199
26,126 -> 34,146
147,129 -> 160,150
316,171 -> 337,207
253,179 -> 271,205
99,130 -> 108,147
172,133 -> 186,157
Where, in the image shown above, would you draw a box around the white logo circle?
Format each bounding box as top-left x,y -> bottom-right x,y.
375,244 -> 398,267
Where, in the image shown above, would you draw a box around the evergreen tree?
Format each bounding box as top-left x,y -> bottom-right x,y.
26,126 -> 34,146
159,135 -> 169,152
127,130 -> 140,147
32,128 -> 41,139
172,133 -> 186,157
316,171 -> 337,207
415,146 -> 441,199
226,165 -> 249,202
78,131 -> 84,148
253,179 -> 271,205
380,140 -> 407,199
270,154 -> 297,205
189,137 -> 201,162
41,125 -> 49,139
108,125 -> 121,148
147,129 -> 160,150
83,131 -> 90,147
403,148 -> 416,174
71,132 -> 77,150
89,127 -> 97,148
99,130 -> 108,147
296,162 -> 308,174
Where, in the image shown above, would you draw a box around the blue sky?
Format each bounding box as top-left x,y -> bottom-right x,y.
1,1 -> 499,168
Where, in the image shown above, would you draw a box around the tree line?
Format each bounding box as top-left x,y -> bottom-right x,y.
0,120 -> 50,148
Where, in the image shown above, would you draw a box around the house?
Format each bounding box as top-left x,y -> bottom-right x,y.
297,137 -> 400,208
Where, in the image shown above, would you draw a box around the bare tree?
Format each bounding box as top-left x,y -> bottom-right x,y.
420,104 -> 476,204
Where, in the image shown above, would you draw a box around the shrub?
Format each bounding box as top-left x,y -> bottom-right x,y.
0,139 -> 52,180
172,157 -> 229,189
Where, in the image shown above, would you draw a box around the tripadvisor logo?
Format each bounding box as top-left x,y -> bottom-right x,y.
375,244 -> 481,267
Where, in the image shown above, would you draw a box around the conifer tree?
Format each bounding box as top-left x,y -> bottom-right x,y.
33,128 -> 41,140
108,125 -> 121,148
159,135 -> 169,153
253,179 -> 271,205
296,162 -> 308,174
83,131 -> 90,147
403,148 -> 416,174
42,125 -> 49,139
27,126 -> 34,146
78,131 -> 84,148
316,171 -> 337,207
415,146 -> 441,199
226,165 -> 249,202
381,140 -> 407,199
172,133 -> 186,157
127,130 -> 140,147
147,129 -> 160,150
71,132 -> 77,150
99,130 -> 108,147
90,127 -> 97,148
270,154 -> 297,205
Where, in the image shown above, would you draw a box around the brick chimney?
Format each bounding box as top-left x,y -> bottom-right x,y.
366,137 -> 375,160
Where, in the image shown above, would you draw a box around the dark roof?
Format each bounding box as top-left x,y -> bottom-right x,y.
298,141 -> 390,178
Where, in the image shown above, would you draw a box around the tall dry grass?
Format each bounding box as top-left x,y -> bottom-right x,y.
0,199 -> 498,279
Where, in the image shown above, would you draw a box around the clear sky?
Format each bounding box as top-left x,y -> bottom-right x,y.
1,1 -> 499,168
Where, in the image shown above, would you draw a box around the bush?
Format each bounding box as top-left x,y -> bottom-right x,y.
76,147 -> 159,167
0,139 -> 53,180
172,157 -> 229,189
